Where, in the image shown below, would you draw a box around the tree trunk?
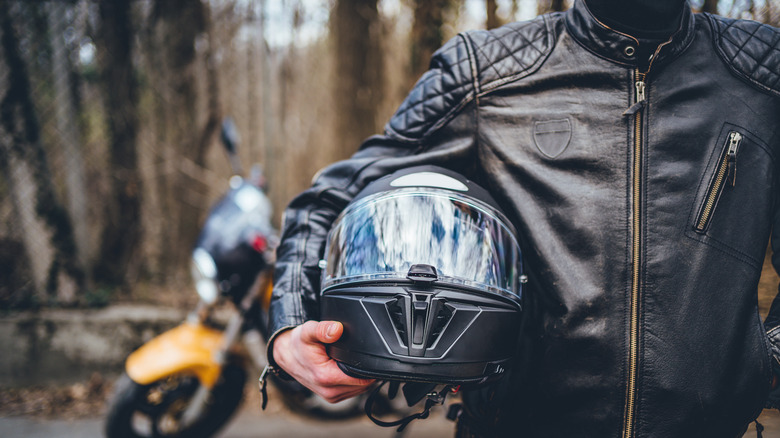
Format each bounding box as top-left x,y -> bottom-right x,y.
0,0 -> 84,305
538,0 -> 568,14
46,1 -> 92,272
331,0 -> 384,158
511,0 -> 520,21
258,0 -> 276,211
486,0 -> 503,29
409,0 -> 454,86
701,0 -> 719,14
147,0 -> 212,276
94,0 -> 142,287
411,0 -> 445,81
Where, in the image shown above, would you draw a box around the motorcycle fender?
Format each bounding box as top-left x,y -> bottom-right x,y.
126,322 -> 224,388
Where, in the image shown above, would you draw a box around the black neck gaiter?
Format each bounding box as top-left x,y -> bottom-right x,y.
585,0 -> 686,39
584,0 -> 686,70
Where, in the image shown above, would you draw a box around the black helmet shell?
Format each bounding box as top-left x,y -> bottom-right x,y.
320,166 -> 524,386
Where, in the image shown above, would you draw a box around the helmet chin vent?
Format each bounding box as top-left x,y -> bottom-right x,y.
387,297 -> 408,348
426,303 -> 453,349
385,295 -> 455,352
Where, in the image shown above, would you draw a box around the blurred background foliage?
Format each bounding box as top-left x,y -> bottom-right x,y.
0,0 -> 777,309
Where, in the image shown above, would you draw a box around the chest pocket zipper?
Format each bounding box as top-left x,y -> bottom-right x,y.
694,131 -> 743,233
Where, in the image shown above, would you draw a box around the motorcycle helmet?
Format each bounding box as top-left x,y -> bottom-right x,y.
319,166 -> 525,388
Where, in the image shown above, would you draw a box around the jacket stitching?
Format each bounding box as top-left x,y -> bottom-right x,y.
465,16 -> 550,81
461,32 -> 481,156
685,127 -> 724,230
683,120 -> 774,269
462,33 -> 481,102
385,87 -> 475,143
723,18 -> 780,57
708,14 -> 780,98
472,21 -> 546,84
383,124 -> 425,144
390,16 -> 557,143
722,23 -> 775,80
405,33 -> 480,140
564,13 -> 635,68
637,79 -> 653,432
477,16 -> 557,94
730,122 -> 776,162
420,96 -> 475,141
387,58 -> 473,140
683,232 -> 762,268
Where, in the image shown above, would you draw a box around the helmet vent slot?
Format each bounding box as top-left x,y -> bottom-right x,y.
386,297 -> 408,347
426,303 -> 453,349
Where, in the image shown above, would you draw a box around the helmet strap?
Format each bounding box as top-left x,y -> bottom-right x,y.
364,380 -> 454,432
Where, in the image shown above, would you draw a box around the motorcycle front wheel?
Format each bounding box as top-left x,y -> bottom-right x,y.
105,364 -> 246,438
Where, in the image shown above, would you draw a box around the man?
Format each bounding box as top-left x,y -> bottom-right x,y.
265,0 -> 780,436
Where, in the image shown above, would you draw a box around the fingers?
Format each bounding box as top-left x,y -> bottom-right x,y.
309,358 -> 375,388
272,320 -> 376,403
299,320 -> 342,345
318,383 -> 375,403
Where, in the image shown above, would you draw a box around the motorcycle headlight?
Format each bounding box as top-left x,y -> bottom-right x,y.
191,248 -> 219,304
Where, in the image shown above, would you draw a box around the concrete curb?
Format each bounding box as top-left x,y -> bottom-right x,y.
0,305 -> 186,386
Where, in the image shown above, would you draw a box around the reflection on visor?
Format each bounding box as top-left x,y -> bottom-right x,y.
323,189 -> 522,298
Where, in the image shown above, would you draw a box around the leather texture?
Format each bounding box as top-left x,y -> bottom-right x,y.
385,15 -> 557,142
269,1 -> 780,436
710,14 -> 780,97
386,34 -> 474,141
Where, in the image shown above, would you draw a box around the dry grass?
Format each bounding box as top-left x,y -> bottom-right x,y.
0,373 -> 112,419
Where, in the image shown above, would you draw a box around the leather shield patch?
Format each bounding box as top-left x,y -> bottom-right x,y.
534,119 -> 572,158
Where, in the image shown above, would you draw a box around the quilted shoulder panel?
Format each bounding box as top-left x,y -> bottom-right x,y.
465,14 -> 557,93
385,14 -> 558,142
385,34 -> 475,142
709,14 -> 780,98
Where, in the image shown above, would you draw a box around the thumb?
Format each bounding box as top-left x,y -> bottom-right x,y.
299,320 -> 343,345
316,320 -> 343,344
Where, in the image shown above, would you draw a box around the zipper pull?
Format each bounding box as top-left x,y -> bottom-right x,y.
635,80 -> 646,103
726,132 -> 742,187
623,80 -> 647,116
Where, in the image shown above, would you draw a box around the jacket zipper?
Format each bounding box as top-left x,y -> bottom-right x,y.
590,16 -> 674,436
623,36 -> 672,438
694,131 -> 743,232
624,68 -> 645,438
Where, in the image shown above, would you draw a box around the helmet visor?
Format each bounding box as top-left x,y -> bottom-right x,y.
323,189 -> 522,299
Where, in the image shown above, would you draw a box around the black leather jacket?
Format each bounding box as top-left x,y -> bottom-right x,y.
269,1 -> 780,436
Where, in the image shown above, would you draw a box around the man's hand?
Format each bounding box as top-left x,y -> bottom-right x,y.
272,320 -> 375,403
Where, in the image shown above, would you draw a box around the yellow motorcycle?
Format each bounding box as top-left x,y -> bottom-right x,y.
104,119 -> 364,438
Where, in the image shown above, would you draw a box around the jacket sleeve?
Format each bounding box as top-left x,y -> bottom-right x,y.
708,14 -> 780,406
266,33 -> 480,354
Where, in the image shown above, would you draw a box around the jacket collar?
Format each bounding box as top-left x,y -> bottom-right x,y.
565,0 -> 696,71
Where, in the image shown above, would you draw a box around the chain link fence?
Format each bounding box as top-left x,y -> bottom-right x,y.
0,0 -> 336,308
1,0 -> 778,309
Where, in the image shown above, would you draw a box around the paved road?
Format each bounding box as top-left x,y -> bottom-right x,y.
0,401 -> 455,438
2,406 -> 778,437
